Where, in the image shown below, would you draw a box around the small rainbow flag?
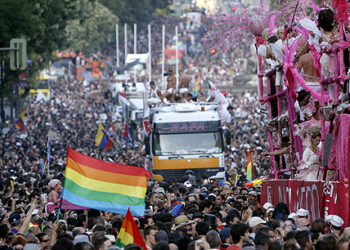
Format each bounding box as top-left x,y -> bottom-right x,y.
95,124 -> 112,150
15,109 -> 26,131
246,147 -> 255,182
116,208 -> 147,249
62,148 -> 151,216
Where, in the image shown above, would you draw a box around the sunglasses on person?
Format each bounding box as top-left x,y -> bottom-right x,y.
42,239 -> 50,243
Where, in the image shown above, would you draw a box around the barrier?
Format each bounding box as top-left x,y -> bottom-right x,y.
261,179 -> 349,225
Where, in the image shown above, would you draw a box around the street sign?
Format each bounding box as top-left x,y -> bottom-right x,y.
10,38 -> 27,70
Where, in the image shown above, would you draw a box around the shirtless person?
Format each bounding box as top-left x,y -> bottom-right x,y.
297,52 -> 321,92
165,67 -> 176,102
148,81 -> 162,106
179,70 -> 190,97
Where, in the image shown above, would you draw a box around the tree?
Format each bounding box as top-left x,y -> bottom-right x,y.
100,0 -> 172,24
65,1 -> 118,54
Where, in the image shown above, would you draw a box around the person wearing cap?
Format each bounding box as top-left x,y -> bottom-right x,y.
296,208 -> 309,219
219,227 -> 232,249
172,215 -> 195,232
328,215 -> 344,238
248,191 -> 258,204
46,179 -> 62,214
248,217 -> 266,240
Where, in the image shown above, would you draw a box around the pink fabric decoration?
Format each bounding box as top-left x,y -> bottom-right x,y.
269,15 -> 277,36
328,114 -> 350,180
333,0 -> 349,24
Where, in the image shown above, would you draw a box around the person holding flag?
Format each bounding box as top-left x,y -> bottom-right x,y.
95,124 -> 113,150
14,109 -> 26,131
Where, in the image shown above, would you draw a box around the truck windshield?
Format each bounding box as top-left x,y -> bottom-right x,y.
154,132 -> 222,156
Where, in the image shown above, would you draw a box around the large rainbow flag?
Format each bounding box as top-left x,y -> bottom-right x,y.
246,147 -> 255,182
62,148 -> 151,216
116,208 -> 147,249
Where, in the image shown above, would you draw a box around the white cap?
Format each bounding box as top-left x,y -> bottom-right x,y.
330,215 -> 344,228
267,208 -> 274,214
184,181 -> 192,188
248,217 -> 266,228
288,212 -> 298,219
248,191 -> 257,196
296,208 -> 309,217
263,202 -> 273,210
208,193 -> 217,198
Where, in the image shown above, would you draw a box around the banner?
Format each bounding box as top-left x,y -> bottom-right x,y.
261,179 -> 349,225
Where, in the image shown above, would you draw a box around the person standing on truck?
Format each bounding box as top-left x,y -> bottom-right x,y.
148,81 -> 162,106
165,67 -> 176,102
179,70 -> 190,97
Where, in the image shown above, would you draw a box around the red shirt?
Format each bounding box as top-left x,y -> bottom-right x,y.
227,245 -> 241,250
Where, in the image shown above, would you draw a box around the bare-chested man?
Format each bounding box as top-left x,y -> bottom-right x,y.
297,52 -> 321,92
165,67 -> 176,102
179,70 -> 190,97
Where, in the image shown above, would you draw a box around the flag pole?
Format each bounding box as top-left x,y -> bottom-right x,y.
124,23 -> 128,65
148,24 -> 152,83
116,23 -> 119,68
134,23 -> 137,83
175,25 -> 179,92
162,24 -> 165,90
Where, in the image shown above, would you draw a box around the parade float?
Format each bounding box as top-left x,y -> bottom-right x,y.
206,0 -> 350,225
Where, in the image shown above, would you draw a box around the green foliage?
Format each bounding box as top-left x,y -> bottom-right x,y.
65,1 -> 118,54
100,0 -> 172,24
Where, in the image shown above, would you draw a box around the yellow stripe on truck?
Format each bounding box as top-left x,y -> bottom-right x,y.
153,156 -> 219,170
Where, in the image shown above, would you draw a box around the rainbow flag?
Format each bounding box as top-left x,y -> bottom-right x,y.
246,147 -> 255,182
62,148 -> 151,216
116,208 -> 147,249
95,124 -> 112,150
15,109 -> 26,131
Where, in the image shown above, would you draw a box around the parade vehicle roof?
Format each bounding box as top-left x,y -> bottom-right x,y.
151,102 -> 220,123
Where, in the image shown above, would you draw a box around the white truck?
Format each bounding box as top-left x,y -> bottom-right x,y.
146,102 -> 225,181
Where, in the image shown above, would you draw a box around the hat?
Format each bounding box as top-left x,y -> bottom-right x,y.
296,208 -> 309,217
9,213 -> 21,226
172,215 -> 194,230
208,193 -> 216,198
184,181 -> 192,188
219,227 -> 231,241
248,191 -> 257,196
218,180 -> 229,187
330,215 -> 344,228
48,179 -> 61,188
263,202 -> 273,210
23,243 -> 41,250
73,234 -> 91,245
288,213 -> 298,219
267,208 -> 274,214
248,217 -> 266,228
156,187 -> 165,194
105,234 -> 116,243
155,230 -> 168,242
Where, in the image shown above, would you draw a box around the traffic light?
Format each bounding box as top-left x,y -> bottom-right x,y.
10,38 -> 27,70
211,49 -> 216,55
